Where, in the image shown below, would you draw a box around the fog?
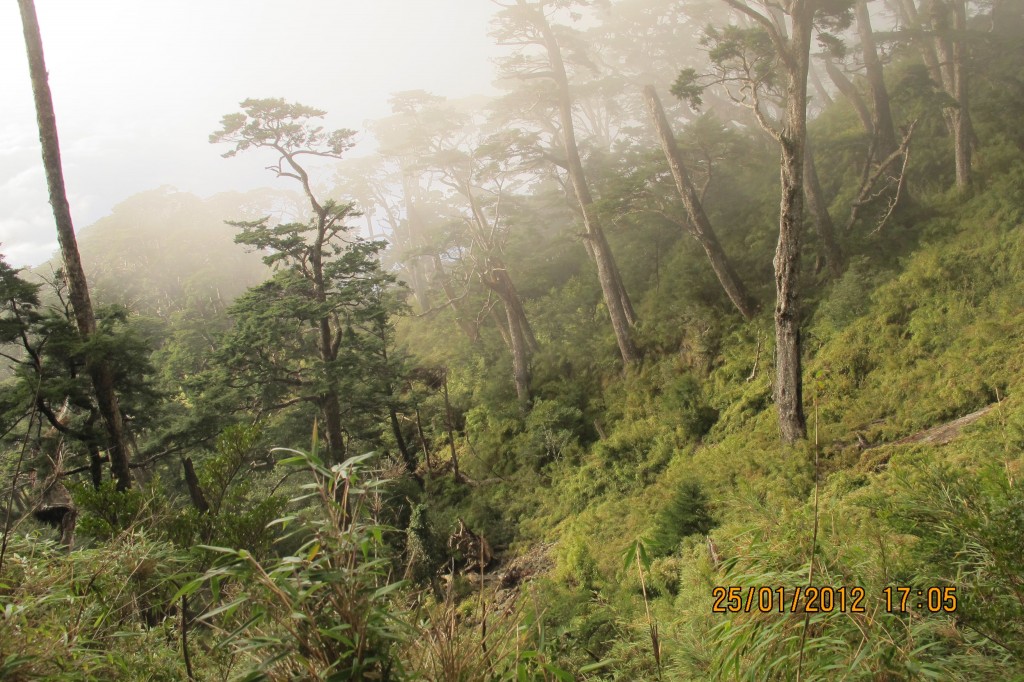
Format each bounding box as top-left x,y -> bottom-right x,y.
0,0 -> 501,266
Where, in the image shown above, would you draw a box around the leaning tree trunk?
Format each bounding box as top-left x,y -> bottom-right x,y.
823,57 -> 874,138
774,3 -> 813,444
484,265 -> 536,406
644,85 -> 758,320
18,0 -> 133,490
803,142 -> 843,278
505,298 -> 532,406
462,183 -> 538,402
808,61 -> 835,108
856,0 -> 898,157
538,14 -> 640,366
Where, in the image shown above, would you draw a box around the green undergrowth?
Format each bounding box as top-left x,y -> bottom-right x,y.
449,162 -> 1024,680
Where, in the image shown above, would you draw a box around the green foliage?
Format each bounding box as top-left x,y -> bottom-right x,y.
6,4 -> 1024,679
883,462 -> 1024,661
405,503 -> 446,591
207,98 -> 406,464
0,532 -> 189,680
554,531 -> 600,589
516,398 -> 585,467
178,443 -> 406,680
73,479 -> 150,541
166,424 -> 286,557
648,480 -> 715,557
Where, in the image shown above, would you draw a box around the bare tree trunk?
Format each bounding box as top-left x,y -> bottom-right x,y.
774,3 -> 813,444
609,252 -> 638,327
18,0 -> 133,490
644,85 -> 758,320
948,0 -> 973,188
803,142 -> 843,278
534,7 -> 640,366
500,275 -> 539,352
920,0 -> 972,159
505,299 -> 532,406
823,57 -> 875,138
479,267 -> 534,404
903,0 -> 946,89
414,405 -> 431,470
856,0 -> 898,156
182,457 -> 210,513
489,304 -> 514,350
321,390 -> 346,464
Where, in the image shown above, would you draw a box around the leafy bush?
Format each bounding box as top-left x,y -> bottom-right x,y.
177,441 -> 407,680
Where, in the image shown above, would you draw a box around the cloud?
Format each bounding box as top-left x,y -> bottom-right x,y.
0,0 -> 502,267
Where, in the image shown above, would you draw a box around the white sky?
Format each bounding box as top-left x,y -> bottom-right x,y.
0,0 -> 502,266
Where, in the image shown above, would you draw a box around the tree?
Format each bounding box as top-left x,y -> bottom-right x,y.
211,99 -> 401,465
380,93 -> 541,404
17,0 -> 133,489
493,0 -> 641,366
894,0 -> 975,188
1,263 -> 160,490
930,0 -> 973,188
643,85 -> 758,319
855,0 -> 898,156
674,0 -> 856,441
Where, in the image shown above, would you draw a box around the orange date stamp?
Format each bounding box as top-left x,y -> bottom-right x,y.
712,586 -> 959,614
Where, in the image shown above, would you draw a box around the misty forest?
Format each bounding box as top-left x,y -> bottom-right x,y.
3,0 -> 1024,679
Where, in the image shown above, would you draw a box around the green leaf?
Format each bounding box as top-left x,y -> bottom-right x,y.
371,580 -> 407,600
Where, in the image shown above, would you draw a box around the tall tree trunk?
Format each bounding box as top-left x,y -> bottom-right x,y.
310,220 -> 346,464
948,0 -> 973,188
505,299 -> 532,406
774,3 -> 813,444
320,389 -> 346,464
919,0 -> 972,156
644,85 -> 758,320
803,142 -> 843,278
495,269 -> 539,352
535,11 -> 640,365
461,182 -> 538,400
182,457 -> 210,514
489,266 -> 536,404
18,0 -> 133,490
856,0 -> 898,156
902,0 -> 946,89
823,57 -> 875,137
608,251 -> 638,327
462,186 -> 539,352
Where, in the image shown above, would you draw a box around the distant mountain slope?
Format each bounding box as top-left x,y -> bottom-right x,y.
30,186 -> 291,317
